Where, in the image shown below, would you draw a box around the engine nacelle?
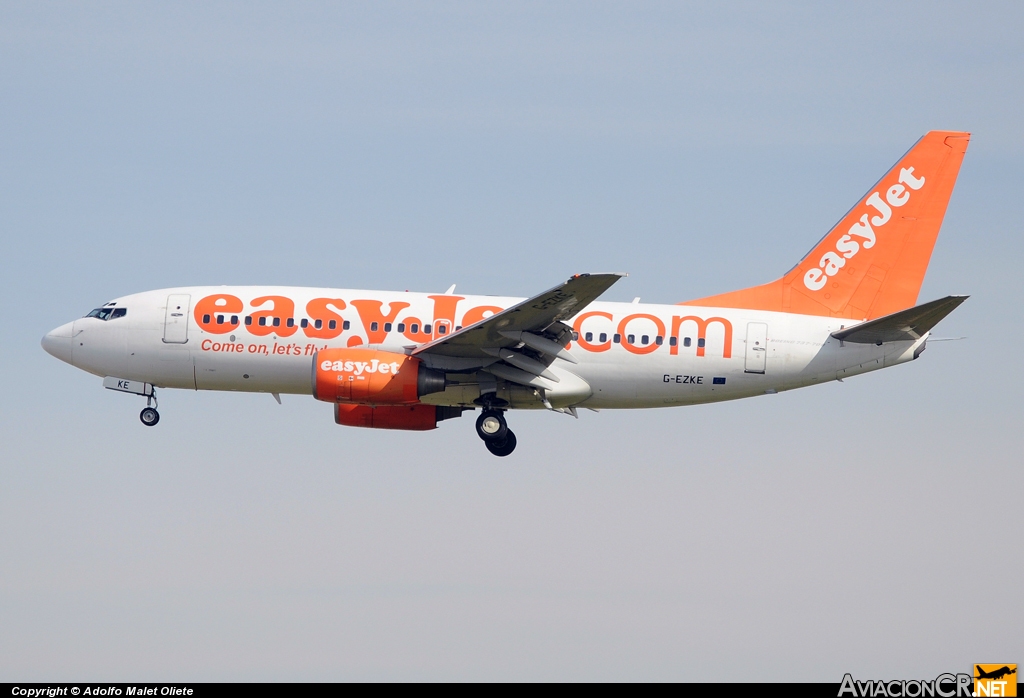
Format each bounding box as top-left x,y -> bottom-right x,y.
312,348 -> 446,404
334,403 -> 464,431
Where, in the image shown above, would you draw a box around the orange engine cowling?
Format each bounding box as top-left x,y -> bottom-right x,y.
335,403 -> 440,431
313,348 -> 446,405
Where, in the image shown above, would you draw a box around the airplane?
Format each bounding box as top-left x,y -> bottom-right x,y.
975,666 -> 1016,681
42,130 -> 970,457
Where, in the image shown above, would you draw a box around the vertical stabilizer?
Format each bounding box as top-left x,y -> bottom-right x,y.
682,131 -> 970,319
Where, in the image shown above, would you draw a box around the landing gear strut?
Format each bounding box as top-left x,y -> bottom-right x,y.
139,392 -> 160,427
475,409 -> 516,457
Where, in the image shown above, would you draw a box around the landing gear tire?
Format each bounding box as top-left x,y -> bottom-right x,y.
476,410 -> 507,442
486,430 -> 517,457
140,407 -> 160,426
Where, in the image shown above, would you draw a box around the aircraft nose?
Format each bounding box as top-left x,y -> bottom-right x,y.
41,321 -> 75,364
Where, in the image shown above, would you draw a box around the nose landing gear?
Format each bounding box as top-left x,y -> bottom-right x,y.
139,392 -> 160,427
476,409 -> 516,457
140,407 -> 160,426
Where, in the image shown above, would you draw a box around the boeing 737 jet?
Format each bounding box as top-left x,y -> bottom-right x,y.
42,131 -> 970,456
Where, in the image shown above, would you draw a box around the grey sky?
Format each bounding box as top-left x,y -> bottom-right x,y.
1,1 -> 1021,681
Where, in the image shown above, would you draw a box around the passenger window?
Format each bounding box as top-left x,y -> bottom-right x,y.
231,315 -> 238,325
641,335 -> 649,345
111,308 -> 127,319
371,322 -> 379,332
245,316 -> 252,326
613,334 -> 621,343
627,334 -> 635,344
300,319 -> 308,328
328,320 -> 336,330
216,315 -> 224,325
655,336 -> 663,345
315,319 -> 323,329
438,325 -> 447,335
572,331 -> 579,341
683,337 -> 691,347
286,318 -> 294,328
273,317 -> 280,327
585,332 -> 593,342
258,317 -> 266,326
203,314 -> 211,324
669,337 -> 677,346
411,323 -> 419,333
599,333 -> 607,343
698,338 -> 705,348
424,324 -> 432,334
384,323 -> 392,332
343,321 -> 351,330
455,326 -> 462,331
398,323 -> 406,332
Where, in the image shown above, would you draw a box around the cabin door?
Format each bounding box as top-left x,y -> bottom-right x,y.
163,294 -> 191,344
744,322 -> 768,374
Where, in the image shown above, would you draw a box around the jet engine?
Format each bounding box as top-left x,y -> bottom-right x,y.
312,348 -> 446,404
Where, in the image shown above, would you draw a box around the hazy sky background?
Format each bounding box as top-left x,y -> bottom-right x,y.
2,1 -> 1022,681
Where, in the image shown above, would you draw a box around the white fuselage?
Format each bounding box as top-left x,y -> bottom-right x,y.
42,286 -> 926,410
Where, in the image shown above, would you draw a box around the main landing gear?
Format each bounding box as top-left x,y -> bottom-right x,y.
139,392 -> 160,427
476,409 -> 517,457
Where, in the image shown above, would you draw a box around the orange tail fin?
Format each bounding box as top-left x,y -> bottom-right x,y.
682,131 -> 970,320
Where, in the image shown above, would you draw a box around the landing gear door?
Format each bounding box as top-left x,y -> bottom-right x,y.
744,322 -> 768,374
163,294 -> 191,344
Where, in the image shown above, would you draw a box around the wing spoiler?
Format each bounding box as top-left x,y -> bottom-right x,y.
831,295 -> 968,344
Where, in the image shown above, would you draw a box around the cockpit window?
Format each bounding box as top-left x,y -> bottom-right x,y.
86,308 -> 114,320
85,307 -> 127,321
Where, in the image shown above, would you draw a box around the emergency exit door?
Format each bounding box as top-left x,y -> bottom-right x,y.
163,294 -> 191,344
744,322 -> 768,374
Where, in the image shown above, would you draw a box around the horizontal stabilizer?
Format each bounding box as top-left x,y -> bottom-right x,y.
831,295 -> 968,344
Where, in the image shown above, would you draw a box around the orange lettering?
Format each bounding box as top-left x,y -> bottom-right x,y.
248,296 -> 298,337
617,313 -> 665,355
572,311 -> 613,352
304,298 -> 347,339
427,295 -> 464,339
194,294 -> 243,335
670,316 -> 733,358
461,305 -> 502,328
400,315 -> 431,343
350,299 -> 411,345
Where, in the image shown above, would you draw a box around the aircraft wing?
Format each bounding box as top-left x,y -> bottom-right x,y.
413,273 -> 625,361
831,295 -> 968,344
